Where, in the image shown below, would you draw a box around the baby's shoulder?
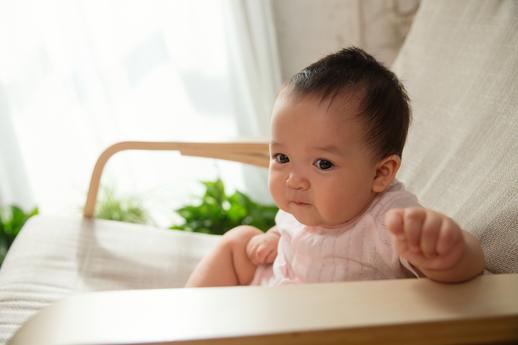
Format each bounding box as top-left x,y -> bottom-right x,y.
369,181 -> 420,221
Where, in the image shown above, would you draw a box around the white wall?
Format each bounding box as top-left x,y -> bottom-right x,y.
271,0 -> 420,81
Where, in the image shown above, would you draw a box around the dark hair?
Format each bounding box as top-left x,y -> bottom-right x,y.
286,47 -> 410,159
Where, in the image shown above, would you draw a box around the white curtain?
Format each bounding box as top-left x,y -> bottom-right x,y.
223,0 -> 282,203
0,0 -> 281,226
0,95 -> 35,209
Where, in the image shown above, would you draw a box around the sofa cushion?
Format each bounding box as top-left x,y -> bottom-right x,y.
392,0 -> 518,273
0,216 -> 219,344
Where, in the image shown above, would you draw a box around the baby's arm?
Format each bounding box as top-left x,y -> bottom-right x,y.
246,226 -> 281,265
385,208 -> 485,283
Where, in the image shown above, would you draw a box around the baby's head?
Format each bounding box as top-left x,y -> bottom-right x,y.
268,47 -> 410,227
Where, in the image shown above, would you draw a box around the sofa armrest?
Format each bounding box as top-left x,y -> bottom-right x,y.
8,273 -> 518,345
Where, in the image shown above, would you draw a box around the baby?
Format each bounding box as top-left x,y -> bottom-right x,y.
186,47 -> 485,287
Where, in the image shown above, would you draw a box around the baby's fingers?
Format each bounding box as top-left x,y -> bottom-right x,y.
402,208 -> 426,253
437,218 -> 463,255
385,208 -> 405,236
254,243 -> 275,265
246,238 -> 265,264
265,247 -> 278,264
245,240 -> 258,260
255,245 -> 269,262
419,212 -> 442,258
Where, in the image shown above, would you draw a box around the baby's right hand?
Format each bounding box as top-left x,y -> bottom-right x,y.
246,232 -> 280,265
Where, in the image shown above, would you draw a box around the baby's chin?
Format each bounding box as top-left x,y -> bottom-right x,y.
279,207 -> 317,226
289,210 -> 347,228
278,203 -> 352,228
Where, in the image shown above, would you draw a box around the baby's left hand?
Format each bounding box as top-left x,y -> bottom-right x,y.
385,208 -> 466,272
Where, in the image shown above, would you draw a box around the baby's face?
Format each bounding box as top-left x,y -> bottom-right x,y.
268,91 -> 380,227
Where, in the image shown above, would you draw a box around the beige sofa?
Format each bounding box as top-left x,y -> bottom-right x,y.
1,1 -> 517,344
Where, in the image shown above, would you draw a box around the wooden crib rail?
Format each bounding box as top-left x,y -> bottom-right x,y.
8,273 -> 518,345
83,141 -> 269,218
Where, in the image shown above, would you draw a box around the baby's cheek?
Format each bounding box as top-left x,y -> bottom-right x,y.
320,198 -> 350,224
268,171 -> 285,207
323,193 -> 364,225
267,170 -> 278,193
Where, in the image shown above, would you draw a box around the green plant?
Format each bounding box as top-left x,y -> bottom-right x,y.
0,205 -> 39,266
95,186 -> 149,224
170,178 -> 278,235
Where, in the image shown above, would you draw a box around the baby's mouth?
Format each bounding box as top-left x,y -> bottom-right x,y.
290,201 -> 311,206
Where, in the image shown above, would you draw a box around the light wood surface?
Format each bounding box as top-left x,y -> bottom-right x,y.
8,273 -> 518,345
83,141 -> 270,218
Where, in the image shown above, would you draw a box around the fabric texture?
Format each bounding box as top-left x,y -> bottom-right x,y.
0,216 -> 219,344
252,182 -> 419,286
392,0 -> 518,273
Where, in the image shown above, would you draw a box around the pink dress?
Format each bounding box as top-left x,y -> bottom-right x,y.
251,181 -> 420,286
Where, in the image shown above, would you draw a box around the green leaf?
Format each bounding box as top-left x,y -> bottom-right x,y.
0,204 -> 39,266
170,178 -> 278,235
169,224 -> 186,230
202,179 -> 226,205
177,206 -> 198,220
0,229 -> 9,265
226,200 -> 246,221
94,186 -> 149,224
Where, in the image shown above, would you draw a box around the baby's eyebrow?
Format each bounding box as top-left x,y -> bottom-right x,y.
313,144 -> 345,156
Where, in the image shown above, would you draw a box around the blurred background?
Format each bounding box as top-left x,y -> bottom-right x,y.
0,0 -> 419,228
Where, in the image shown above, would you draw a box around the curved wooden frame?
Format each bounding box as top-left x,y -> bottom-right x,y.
83,141 -> 270,218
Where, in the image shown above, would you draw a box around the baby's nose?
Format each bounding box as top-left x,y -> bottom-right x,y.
286,173 -> 310,190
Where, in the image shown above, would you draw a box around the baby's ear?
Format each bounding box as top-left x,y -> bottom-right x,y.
372,154 -> 401,193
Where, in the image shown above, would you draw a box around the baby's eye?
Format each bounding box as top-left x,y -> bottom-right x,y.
314,159 -> 334,170
273,153 -> 290,164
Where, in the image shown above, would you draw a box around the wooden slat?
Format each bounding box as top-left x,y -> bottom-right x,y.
8,273 -> 518,345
